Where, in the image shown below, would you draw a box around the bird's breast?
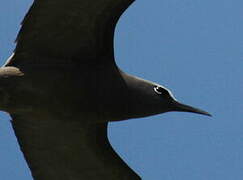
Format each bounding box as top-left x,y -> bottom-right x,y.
2,64 -> 130,122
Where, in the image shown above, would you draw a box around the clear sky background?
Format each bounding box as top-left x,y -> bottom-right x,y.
0,0 -> 242,179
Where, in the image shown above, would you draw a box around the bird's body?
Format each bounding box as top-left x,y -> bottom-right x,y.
0,63 -> 126,121
0,0 -> 210,179
0,63 -> 143,179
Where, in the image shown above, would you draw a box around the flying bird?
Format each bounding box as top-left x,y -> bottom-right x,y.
0,0 -> 211,179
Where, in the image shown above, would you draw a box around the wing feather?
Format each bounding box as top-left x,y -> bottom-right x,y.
11,113 -> 140,180
9,0 -> 135,66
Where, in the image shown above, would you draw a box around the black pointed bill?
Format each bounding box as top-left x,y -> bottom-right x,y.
173,101 -> 212,117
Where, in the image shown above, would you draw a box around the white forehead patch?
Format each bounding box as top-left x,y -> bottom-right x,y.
164,87 -> 177,100
155,84 -> 177,101
129,74 -> 178,101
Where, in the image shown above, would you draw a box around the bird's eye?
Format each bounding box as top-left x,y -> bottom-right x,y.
154,86 -> 165,95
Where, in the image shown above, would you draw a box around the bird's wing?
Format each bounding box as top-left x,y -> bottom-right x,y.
11,113 -> 140,180
9,0 -> 135,66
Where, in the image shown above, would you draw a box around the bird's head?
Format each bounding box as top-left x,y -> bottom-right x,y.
122,72 -> 211,119
151,85 -> 211,116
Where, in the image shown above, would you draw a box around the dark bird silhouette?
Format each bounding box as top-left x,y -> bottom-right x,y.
0,0 -> 211,179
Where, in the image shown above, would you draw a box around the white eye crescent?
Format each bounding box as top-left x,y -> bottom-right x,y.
154,86 -> 164,94
154,85 -> 177,100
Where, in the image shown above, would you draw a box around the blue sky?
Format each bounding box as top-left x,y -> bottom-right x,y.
0,0 -> 242,179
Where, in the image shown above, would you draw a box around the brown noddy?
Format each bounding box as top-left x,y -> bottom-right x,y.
0,0 -> 211,179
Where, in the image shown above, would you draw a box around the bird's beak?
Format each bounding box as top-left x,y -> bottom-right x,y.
172,101 -> 212,117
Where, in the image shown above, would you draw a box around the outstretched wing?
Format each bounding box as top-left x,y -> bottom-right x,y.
11,113 -> 140,180
9,0 -> 135,66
